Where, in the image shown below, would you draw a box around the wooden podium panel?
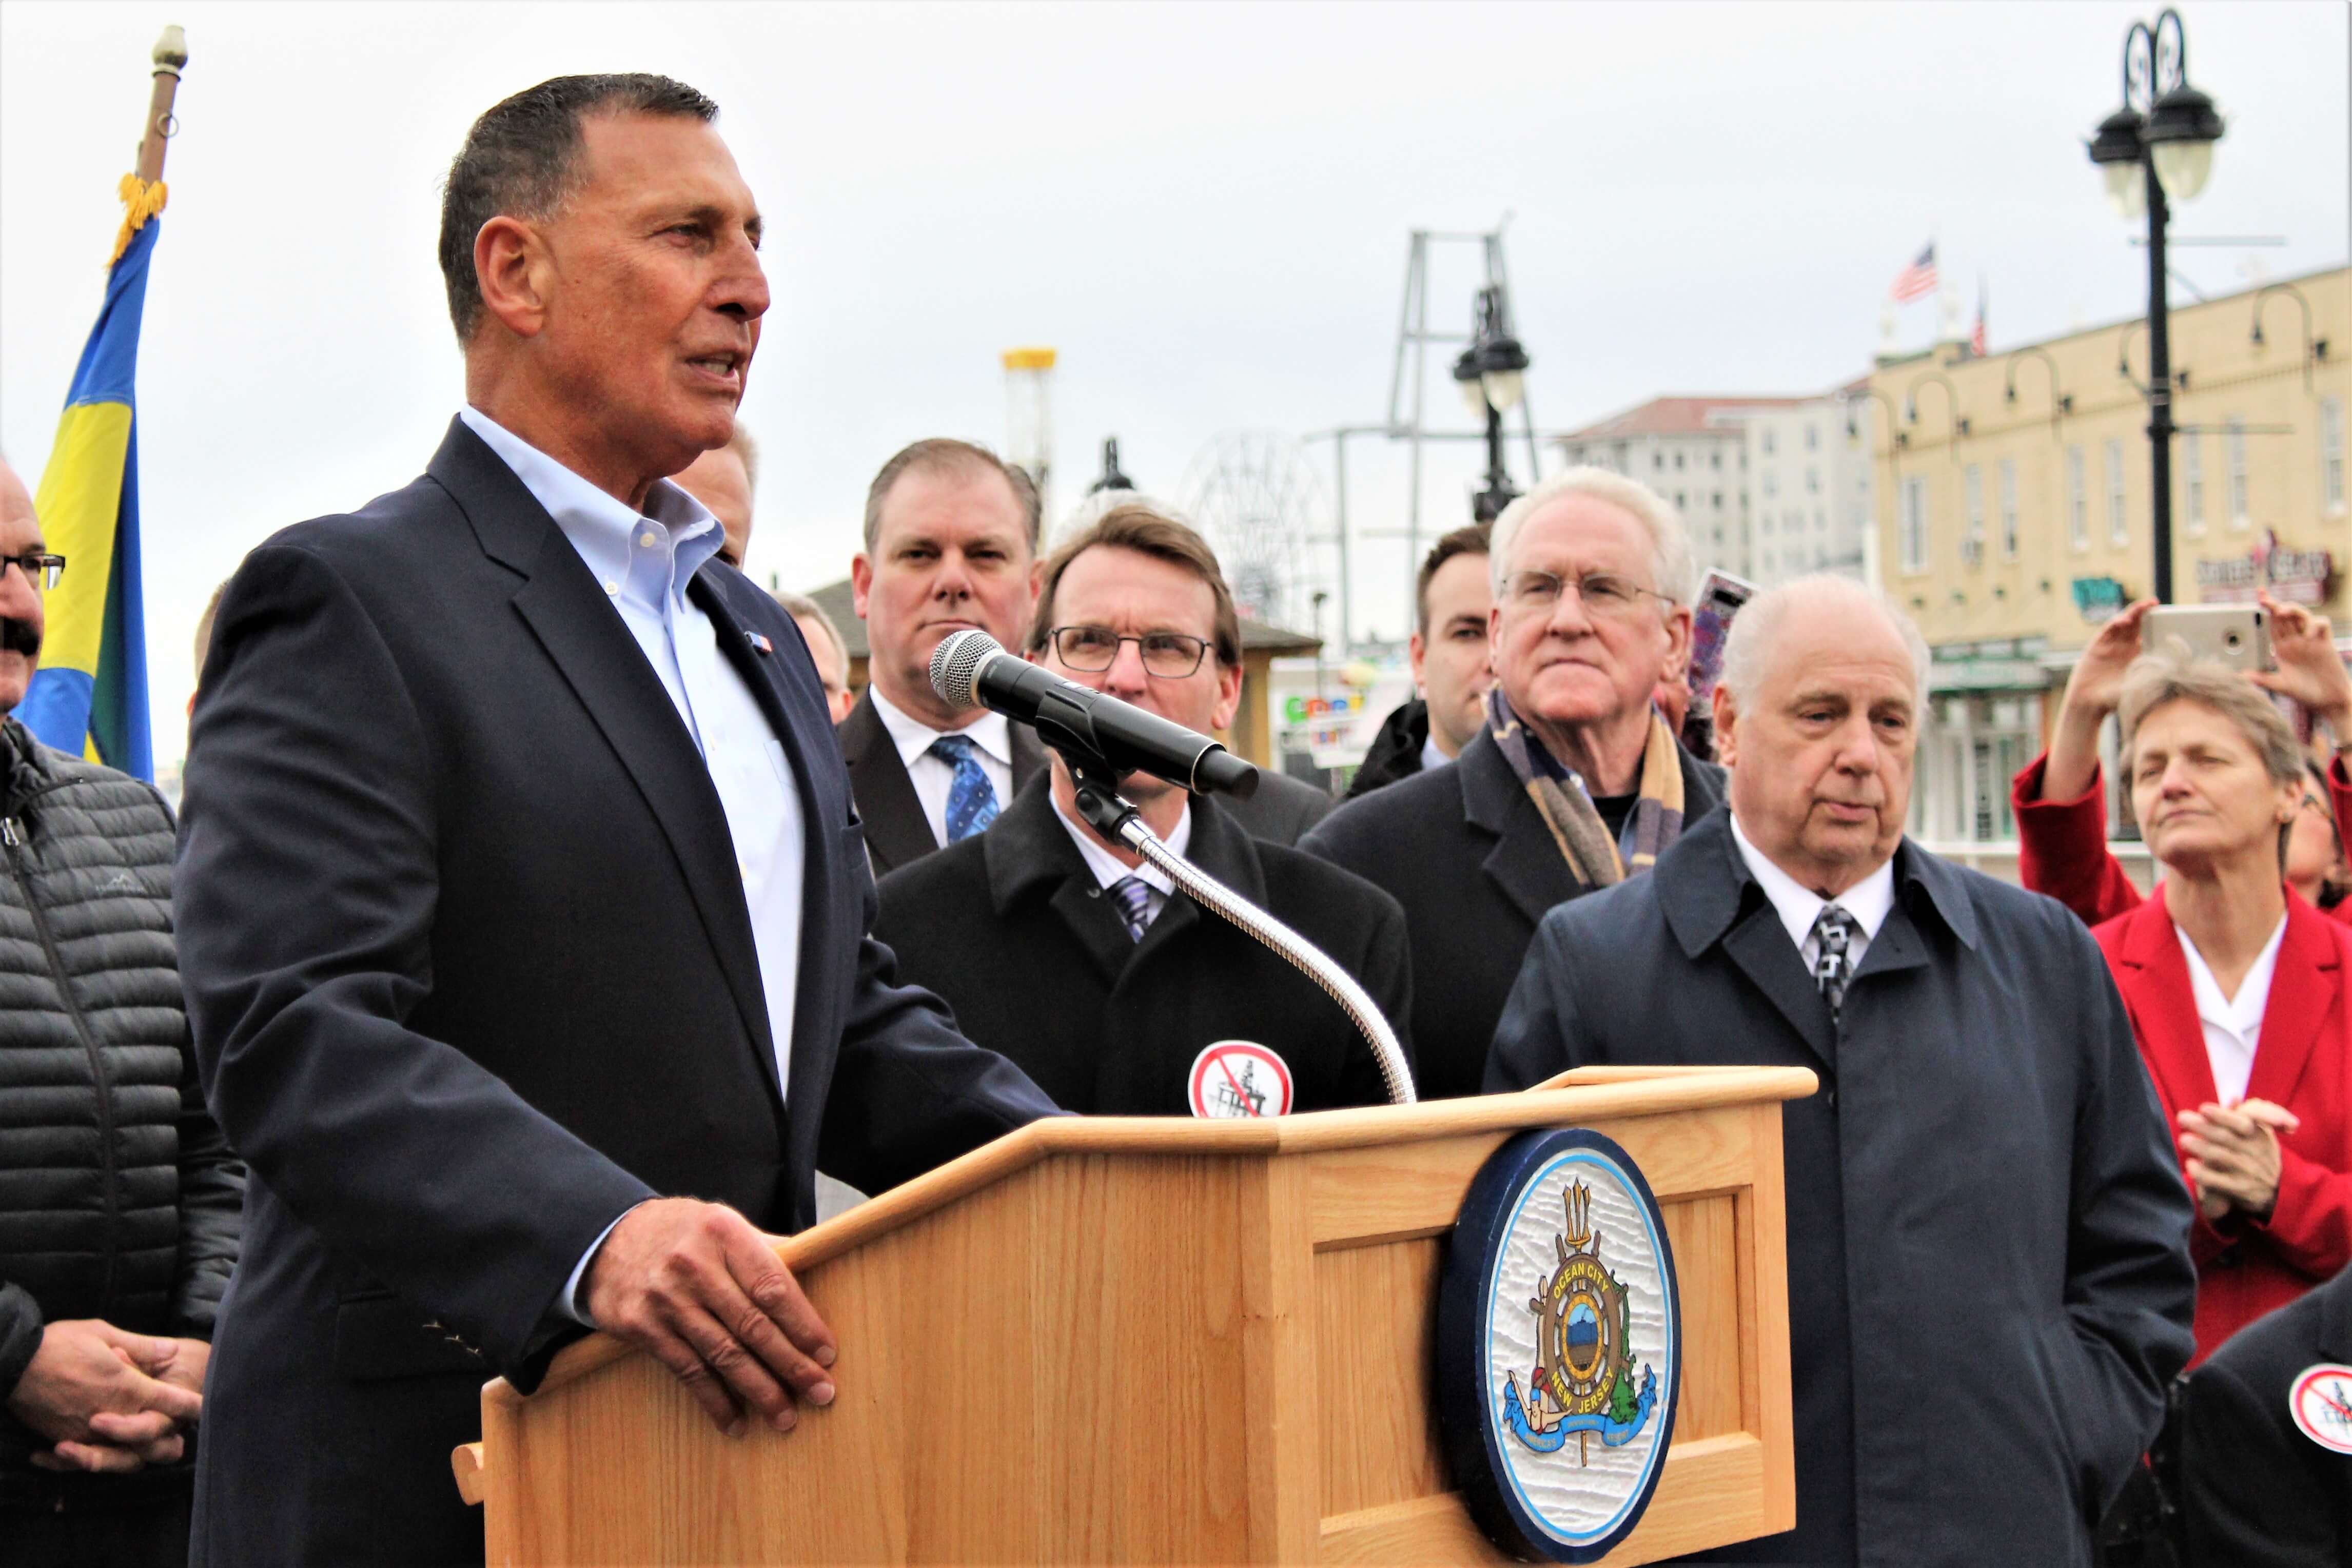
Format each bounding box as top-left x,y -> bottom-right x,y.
461,1067 -> 1809,1564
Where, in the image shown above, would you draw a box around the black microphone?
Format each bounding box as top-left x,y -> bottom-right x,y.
929,629 -> 1260,799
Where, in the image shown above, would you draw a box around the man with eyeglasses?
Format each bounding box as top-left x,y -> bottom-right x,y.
1304,469 -> 1723,1099
0,456 -> 241,1568
870,503 -> 1413,1116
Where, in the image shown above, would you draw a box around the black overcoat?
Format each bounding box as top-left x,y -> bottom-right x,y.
174,420 -> 1057,1566
1303,725 -> 1723,1099
1484,809 -> 2196,1566
2180,1260 -> 2352,1566
872,777 -> 1410,1114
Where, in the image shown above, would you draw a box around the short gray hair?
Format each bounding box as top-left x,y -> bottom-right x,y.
2118,644 -> 2304,789
1719,575 -> 1930,711
775,590 -> 847,669
1489,466 -> 1694,608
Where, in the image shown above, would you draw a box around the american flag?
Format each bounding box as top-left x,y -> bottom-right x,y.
1889,242 -> 1937,304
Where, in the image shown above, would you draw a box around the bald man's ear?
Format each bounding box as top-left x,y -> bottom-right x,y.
1711,682 -> 1739,770
473,215 -> 552,339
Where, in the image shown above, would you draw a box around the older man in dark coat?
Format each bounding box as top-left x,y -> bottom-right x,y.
1486,576 -> 2196,1566
1307,472 -> 1720,1097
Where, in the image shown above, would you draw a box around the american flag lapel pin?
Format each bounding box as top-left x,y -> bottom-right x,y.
747,631 -> 774,656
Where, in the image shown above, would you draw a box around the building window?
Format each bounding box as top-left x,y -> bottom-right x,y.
1806,466 -> 1820,494
1998,458 -> 2019,560
1674,451 -> 1687,471
1814,508 -> 1826,531
1676,491 -> 1687,508
2067,445 -> 2088,551
1654,451 -> 1665,472
1712,490 -> 1724,508
2227,416 -> 2250,526
2324,397 -> 2345,513
1762,471 -> 1778,498
1762,514 -> 1775,536
2184,434 -> 2206,537
1711,452 -> 1722,471
1964,463 -> 1985,565
1805,424 -> 1819,452
2105,439 -> 2127,546
1762,429 -> 1777,456
1901,476 -> 1929,574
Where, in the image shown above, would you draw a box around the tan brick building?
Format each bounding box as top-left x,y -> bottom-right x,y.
1869,266 -> 2350,865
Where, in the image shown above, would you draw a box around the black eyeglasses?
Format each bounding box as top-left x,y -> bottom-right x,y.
1048,625 -> 1211,677
0,553 -> 65,591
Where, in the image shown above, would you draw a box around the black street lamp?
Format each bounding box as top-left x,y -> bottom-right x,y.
2086,7 -> 2225,603
1454,285 -> 1531,523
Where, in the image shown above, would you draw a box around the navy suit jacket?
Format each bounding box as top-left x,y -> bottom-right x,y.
175,420 -> 1057,1566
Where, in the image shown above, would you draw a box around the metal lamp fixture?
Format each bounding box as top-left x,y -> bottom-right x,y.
1460,285 -> 1531,523
2087,108 -> 2148,219
2083,6 -> 2224,604
2145,81 -> 2225,201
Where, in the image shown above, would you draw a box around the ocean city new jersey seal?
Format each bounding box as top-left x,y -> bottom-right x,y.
1437,1128 -> 1680,1562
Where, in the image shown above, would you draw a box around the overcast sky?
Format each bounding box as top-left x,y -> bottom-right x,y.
3,0 -> 2345,769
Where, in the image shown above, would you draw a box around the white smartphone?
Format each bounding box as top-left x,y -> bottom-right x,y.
2141,604 -> 2273,673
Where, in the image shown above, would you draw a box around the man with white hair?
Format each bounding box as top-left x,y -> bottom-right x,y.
1486,575 -> 2196,1565
1303,468 -> 1723,1097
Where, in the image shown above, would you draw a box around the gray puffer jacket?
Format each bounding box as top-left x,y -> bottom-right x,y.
0,715 -> 241,1502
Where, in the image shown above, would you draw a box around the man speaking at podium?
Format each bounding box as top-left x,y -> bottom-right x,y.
174,76 -> 1056,1566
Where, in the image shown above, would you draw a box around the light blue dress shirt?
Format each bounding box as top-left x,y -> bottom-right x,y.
459,408 -> 804,1323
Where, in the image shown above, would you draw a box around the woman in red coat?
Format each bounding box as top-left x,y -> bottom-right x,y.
2013,595 -> 2352,1363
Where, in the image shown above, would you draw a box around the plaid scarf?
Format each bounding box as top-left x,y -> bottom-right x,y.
1484,687 -> 1688,890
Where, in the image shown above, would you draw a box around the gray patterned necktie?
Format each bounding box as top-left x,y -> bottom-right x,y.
1812,905 -> 1857,1020
1109,876 -> 1154,942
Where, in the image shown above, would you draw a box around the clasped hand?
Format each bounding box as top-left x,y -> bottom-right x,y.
5,1319 -> 209,1473
2179,1098 -> 2299,1224
582,1197 -> 839,1438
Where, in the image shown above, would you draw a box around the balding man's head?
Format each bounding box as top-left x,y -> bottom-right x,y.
0,457 -> 48,715
1713,576 -> 1928,895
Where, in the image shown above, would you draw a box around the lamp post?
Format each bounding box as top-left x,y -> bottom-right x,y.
2086,7 -> 2225,604
1454,285 -> 1531,523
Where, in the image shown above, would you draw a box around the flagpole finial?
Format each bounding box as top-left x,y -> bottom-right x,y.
152,26 -> 187,75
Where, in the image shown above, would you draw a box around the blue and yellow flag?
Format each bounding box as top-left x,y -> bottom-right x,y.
22,177 -> 166,780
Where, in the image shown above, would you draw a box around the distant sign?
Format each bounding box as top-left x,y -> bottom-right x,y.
2197,530 -> 2335,606
2071,577 -> 2128,623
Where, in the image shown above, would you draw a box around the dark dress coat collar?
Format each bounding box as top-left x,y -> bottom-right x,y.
984,775 -> 1267,986
1655,809 -> 1981,1070
1458,723 -> 1728,928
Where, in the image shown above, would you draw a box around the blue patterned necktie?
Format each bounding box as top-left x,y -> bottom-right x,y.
927,733 -> 1000,842
1812,905 -> 1857,1020
1108,876 -> 1155,942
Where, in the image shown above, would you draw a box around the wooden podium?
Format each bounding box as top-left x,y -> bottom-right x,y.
456,1065 -> 1811,1564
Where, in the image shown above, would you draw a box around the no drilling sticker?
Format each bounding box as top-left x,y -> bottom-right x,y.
1187,1041 -> 1293,1119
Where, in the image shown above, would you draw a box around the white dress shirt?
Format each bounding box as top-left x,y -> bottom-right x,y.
1054,794 -> 1192,931
869,685 -> 1015,848
459,408 -> 804,1322
1728,813 -> 1898,974
1420,734 -> 1452,774
2174,916 -> 2285,1106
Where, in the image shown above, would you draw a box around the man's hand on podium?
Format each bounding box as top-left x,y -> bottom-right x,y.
582,1198 -> 839,1438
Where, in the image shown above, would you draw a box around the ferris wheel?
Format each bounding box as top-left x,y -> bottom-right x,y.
1179,431 -> 1325,631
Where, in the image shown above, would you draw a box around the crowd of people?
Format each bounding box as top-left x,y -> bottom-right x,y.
1,68 -> 2346,1568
